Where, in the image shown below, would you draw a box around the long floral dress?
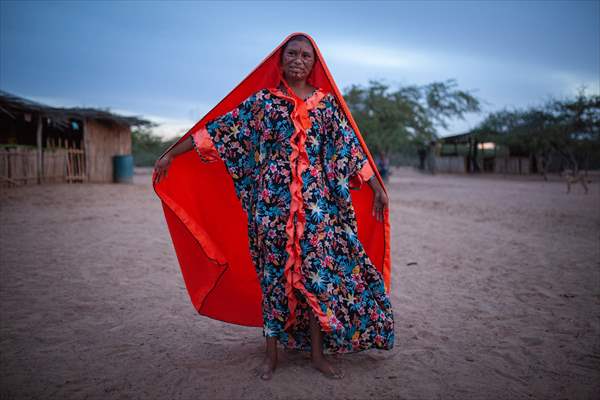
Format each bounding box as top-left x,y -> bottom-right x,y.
190,85 -> 394,354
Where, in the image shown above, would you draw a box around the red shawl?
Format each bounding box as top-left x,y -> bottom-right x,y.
153,32 -> 391,327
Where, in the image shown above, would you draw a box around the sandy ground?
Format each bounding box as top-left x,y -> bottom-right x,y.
1,167 -> 599,400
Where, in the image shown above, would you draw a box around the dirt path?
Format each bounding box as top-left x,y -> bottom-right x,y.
1,168 -> 598,399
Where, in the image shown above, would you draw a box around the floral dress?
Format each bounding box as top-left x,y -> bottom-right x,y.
190,85 -> 394,353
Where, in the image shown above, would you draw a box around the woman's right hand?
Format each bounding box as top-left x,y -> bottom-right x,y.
153,154 -> 172,185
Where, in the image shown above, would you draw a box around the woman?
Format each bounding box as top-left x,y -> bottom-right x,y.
153,33 -> 394,380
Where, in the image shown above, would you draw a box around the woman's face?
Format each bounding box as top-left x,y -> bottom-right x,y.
280,39 -> 315,82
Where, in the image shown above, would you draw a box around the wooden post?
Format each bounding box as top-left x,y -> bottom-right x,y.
66,140 -> 72,183
82,119 -> 90,182
36,115 -> 43,184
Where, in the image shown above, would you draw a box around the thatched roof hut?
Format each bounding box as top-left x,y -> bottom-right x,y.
0,91 -> 151,185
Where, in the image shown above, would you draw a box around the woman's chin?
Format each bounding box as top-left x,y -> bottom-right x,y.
290,74 -> 307,81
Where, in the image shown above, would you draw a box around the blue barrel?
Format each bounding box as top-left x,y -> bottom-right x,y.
113,154 -> 134,183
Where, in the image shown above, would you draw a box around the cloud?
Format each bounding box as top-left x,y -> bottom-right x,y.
110,108 -> 197,140
20,94 -> 84,108
545,70 -> 600,97
20,93 -> 203,141
321,41 -> 433,70
142,114 -> 196,140
322,38 -> 598,108
319,37 -> 598,138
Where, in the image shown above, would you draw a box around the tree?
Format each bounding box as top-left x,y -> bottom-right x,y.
131,126 -> 178,167
473,88 -> 600,177
548,89 -> 600,173
474,108 -> 558,176
343,79 -> 481,166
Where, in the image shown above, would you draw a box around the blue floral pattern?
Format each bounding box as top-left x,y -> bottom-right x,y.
198,88 -> 394,353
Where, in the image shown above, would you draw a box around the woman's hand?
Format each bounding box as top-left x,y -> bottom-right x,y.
153,154 -> 172,185
368,176 -> 388,222
152,136 -> 196,185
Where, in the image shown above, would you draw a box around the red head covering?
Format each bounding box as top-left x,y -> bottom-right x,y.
153,32 -> 391,327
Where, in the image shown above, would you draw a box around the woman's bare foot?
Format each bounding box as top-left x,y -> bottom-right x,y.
259,353 -> 278,380
307,308 -> 343,379
311,355 -> 344,379
258,336 -> 278,380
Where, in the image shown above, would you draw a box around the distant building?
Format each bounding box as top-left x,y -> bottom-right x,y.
436,131 -> 534,175
0,91 -> 150,186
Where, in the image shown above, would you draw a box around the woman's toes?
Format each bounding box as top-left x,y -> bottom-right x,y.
312,358 -> 344,379
257,356 -> 276,380
260,369 -> 273,380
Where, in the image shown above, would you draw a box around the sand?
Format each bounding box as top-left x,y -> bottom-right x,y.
1,167 -> 598,400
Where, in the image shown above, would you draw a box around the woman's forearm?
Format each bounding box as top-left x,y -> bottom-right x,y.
164,135 -> 194,159
367,175 -> 381,192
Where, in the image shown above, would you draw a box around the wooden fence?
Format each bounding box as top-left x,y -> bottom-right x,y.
494,156 -> 530,175
432,155 -> 534,174
0,139 -> 86,187
0,147 -> 37,186
435,156 -> 467,173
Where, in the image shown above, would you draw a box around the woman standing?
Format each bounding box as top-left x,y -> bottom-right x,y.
153,33 -> 394,380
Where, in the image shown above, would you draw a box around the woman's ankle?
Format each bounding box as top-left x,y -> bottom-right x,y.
265,337 -> 278,356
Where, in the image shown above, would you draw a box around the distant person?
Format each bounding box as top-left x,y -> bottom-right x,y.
153,33 -> 394,381
426,140 -> 437,174
417,146 -> 427,170
374,152 -> 390,183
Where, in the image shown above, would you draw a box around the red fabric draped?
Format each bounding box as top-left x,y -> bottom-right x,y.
152,32 -> 391,327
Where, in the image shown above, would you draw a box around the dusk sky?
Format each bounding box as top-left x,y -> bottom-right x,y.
1,0 -> 598,139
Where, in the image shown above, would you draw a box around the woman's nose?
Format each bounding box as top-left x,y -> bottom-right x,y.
289,55 -> 304,64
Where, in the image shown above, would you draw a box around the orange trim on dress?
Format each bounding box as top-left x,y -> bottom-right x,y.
267,84 -> 335,334
191,127 -> 220,163
349,162 -> 375,190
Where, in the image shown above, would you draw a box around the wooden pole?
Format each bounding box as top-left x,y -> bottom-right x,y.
36,115 -> 43,184
82,119 -> 89,182
78,147 -> 84,181
66,139 -> 70,183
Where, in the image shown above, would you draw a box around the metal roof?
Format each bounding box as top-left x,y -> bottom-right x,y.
0,90 -> 152,129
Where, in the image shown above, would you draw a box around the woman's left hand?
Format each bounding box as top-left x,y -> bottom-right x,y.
368,177 -> 388,222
